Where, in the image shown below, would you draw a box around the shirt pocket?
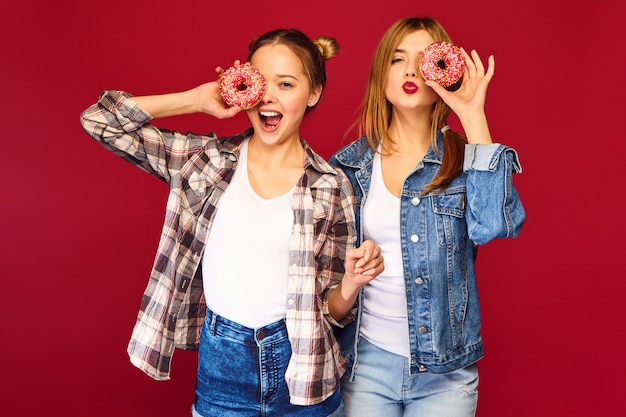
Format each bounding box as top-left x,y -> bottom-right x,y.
432,192 -> 467,253
177,172 -> 208,239
312,199 -> 331,256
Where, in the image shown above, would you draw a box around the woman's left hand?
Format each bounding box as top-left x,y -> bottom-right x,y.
426,48 -> 495,144
344,240 -> 384,288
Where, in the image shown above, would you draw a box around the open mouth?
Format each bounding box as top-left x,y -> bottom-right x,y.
259,111 -> 283,130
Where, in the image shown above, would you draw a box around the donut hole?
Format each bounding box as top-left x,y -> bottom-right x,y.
436,60 -> 447,70
237,83 -> 248,92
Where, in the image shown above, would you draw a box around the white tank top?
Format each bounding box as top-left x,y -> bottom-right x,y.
202,139 -> 294,328
360,151 -> 410,357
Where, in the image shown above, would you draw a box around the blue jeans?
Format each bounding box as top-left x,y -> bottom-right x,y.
193,308 -> 343,417
341,338 -> 478,417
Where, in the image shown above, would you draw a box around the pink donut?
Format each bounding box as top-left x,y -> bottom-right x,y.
219,63 -> 266,109
419,42 -> 465,91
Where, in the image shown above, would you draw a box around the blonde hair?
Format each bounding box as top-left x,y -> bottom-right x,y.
359,17 -> 466,194
247,29 -> 339,110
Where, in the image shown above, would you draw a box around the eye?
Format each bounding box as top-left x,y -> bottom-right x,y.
279,81 -> 293,88
391,57 -> 403,64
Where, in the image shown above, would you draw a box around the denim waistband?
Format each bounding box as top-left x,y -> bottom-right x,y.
205,307 -> 288,346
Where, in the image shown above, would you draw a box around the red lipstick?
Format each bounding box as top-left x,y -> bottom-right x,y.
403,82 -> 418,94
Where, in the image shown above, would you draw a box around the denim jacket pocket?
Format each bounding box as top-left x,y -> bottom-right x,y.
432,191 -> 467,253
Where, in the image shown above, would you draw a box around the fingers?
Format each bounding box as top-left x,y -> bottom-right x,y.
460,47 -> 483,79
460,47 -> 495,82
214,105 -> 243,119
352,240 -> 383,276
215,60 -> 244,78
485,54 -> 495,81
424,79 -> 449,98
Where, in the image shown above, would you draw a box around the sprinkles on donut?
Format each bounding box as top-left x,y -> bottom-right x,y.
219,62 -> 266,109
419,42 -> 465,91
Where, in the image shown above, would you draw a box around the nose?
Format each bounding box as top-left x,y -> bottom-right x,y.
261,84 -> 277,104
405,59 -> 418,78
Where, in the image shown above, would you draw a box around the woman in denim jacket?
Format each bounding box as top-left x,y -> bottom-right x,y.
329,17 -> 526,417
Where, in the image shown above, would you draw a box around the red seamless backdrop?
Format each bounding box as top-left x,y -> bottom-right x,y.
2,1 -> 625,416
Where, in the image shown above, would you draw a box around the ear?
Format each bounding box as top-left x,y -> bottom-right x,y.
307,85 -> 323,107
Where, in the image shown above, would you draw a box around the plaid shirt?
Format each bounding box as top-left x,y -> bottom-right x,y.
80,90 -> 357,405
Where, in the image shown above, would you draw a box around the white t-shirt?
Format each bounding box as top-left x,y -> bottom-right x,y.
202,139 -> 294,328
360,151 -> 411,357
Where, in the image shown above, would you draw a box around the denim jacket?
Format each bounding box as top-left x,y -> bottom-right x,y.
329,132 -> 525,377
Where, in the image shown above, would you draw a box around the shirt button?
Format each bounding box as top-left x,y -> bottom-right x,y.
415,277 -> 424,285
289,264 -> 298,272
411,197 -> 420,206
287,299 -> 294,305
419,326 -> 428,334
411,234 -> 419,243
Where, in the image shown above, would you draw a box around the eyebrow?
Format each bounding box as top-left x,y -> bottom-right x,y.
274,74 -> 299,80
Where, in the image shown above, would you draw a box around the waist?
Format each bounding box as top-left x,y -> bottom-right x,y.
204,307 -> 288,345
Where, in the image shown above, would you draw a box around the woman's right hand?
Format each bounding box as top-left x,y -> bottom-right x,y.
192,80 -> 242,119
193,59 -> 245,119
131,60 -> 245,120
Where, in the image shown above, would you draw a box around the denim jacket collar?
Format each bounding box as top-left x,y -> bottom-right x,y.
334,132 -> 446,169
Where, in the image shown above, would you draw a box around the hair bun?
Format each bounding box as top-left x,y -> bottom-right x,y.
314,36 -> 339,60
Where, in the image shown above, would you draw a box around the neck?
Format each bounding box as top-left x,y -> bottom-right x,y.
386,108 -> 432,155
247,136 -> 304,168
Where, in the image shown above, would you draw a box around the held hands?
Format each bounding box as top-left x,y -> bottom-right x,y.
328,239 -> 384,322
343,239 -> 384,289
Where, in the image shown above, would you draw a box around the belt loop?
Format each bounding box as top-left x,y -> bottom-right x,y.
209,310 -> 217,336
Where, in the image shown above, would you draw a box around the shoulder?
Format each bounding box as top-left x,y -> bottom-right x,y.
330,136 -> 373,169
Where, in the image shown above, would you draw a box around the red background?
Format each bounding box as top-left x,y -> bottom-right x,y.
2,0 -> 625,416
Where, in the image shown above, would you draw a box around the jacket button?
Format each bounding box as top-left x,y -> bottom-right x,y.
418,365 -> 427,372
414,277 -> 424,285
419,326 -> 428,334
411,197 -> 420,206
411,235 -> 419,242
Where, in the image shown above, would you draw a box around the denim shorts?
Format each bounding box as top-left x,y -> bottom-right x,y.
193,308 -> 343,417
341,338 -> 478,417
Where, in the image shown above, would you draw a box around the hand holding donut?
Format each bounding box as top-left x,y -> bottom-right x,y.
191,80 -> 243,120
425,47 -> 495,144
425,47 -> 494,117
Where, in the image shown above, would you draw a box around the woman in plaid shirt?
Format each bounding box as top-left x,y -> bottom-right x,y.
80,29 -> 383,416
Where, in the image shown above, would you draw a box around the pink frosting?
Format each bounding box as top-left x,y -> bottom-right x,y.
219,63 -> 266,109
419,42 -> 465,88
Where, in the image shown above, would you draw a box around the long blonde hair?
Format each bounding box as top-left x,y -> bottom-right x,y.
359,17 -> 466,194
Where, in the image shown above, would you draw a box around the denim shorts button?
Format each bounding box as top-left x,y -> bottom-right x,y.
418,365 -> 427,372
257,331 -> 266,340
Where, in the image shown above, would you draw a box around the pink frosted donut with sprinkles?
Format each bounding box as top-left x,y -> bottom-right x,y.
219,62 -> 266,109
419,42 -> 465,91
